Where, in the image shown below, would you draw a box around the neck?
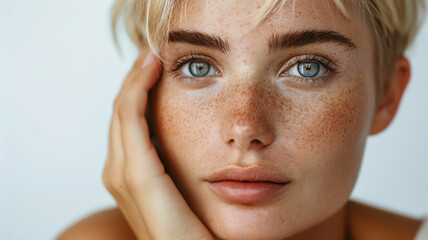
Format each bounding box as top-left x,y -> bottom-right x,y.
286,201 -> 350,240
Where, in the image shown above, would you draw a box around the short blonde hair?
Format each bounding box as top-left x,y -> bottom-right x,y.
111,0 -> 426,103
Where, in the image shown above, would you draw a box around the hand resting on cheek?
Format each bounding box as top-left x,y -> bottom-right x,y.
101,49 -> 214,240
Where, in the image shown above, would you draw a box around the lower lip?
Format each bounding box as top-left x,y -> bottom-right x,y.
208,181 -> 290,204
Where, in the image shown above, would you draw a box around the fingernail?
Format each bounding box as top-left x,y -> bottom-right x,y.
141,52 -> 154,68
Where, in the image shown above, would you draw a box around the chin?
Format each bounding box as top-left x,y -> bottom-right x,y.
201,201 -> 305,240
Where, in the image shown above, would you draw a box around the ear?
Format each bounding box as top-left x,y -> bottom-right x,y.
369,56 -> 411,135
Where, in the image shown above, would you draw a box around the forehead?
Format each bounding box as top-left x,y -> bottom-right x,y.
171,0 -> 370,49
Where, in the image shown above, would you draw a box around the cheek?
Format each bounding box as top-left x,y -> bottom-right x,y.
290,80 -> 369,153
151,81 -> 214,181
285,73 -> 373,201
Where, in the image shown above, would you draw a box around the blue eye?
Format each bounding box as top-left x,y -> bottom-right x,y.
288,62 -> 326,78
182,61 -> 218,77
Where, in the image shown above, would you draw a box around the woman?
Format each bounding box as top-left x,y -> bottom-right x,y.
58,0 -> 427,239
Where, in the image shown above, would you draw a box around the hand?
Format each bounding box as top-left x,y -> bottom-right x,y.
102,49 -> 214,240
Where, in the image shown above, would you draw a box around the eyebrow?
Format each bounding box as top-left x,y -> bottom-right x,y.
167,29 -> 357,53
268,30 -> 357,53
168,30 -> 231,53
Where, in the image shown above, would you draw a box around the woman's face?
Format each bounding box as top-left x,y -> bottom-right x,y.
149,0 -> 376,239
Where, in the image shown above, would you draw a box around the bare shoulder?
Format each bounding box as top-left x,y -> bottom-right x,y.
347,200 -> 424,240
56,207 -> 137,240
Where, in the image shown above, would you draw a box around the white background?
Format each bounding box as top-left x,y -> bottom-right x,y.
1,1 -> 427,239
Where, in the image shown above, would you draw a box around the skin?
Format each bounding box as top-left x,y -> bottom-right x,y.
57,0 -> 422,239
149,0 -> 376,239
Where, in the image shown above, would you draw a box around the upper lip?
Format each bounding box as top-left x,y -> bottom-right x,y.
206,167 -> 291,183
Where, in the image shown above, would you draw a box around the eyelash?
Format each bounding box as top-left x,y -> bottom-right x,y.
170,53 -> 218,84
279,55 -> 338,86
170,53 -> 338,86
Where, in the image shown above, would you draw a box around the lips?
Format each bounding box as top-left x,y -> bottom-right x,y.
206,167 -> 291,204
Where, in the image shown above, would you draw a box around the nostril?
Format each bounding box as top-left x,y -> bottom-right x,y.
227,138 -> 264,148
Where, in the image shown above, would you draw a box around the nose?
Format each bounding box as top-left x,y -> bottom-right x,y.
219,83 -> 275,151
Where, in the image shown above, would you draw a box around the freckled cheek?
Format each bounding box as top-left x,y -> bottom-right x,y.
288,86 -> 368,156
284,82 -> 370,198
153,89 -> 214,170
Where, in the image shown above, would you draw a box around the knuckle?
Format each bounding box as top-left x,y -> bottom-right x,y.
117,104 -> 135,122
102,174 -> 115,193
102,167 -> 125,195
102,169 -> 113,190
110,177 -> 125,192
123,167 -> 141,191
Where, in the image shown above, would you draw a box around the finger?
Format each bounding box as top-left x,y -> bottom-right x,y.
107,49 -> 153,190
117,53 -> 164,238
116,54 -> 214,239
115,49 -> 152,108
103,49 -> 159,240
118,52 -> 163,180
